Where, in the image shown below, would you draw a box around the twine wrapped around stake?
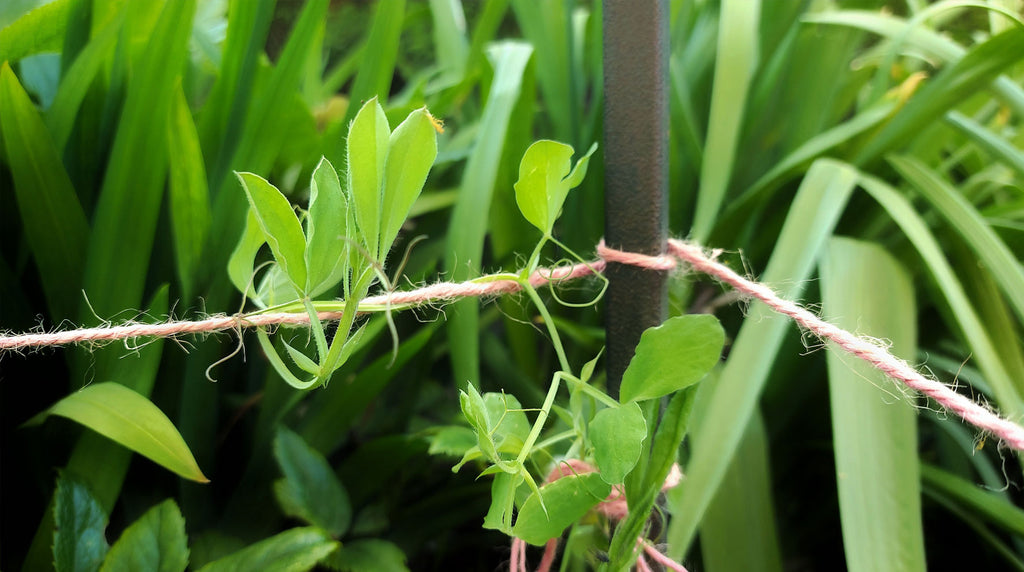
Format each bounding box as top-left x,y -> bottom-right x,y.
1,238 -> 1022,451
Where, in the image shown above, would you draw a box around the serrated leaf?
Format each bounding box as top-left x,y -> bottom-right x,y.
100,499 -> 188,572
324,539 -> 409,572
347,97 -> 390,258
513,140 -> 597,235
305,157 -> 349,297
54,472 -> 109,572
26,383 -> 209,483
589,402 -> 647,484
273,427 -> 352,537
379,107 -> 438,261
237,172 -> 308,293
197,527 -> 338,572
619,314 -> 725,403
512,472 -> 611,546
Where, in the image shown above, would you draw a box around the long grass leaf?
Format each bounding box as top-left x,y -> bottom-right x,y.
922,463 -> 1024,537
0,0 -> 72,62
0,62 -> 89,320
821,237 -> 925,572
857,171 -> 1024,414
444,42 -> 532,387
667,158 -> 857,557
945,111 -> 1024,180
699,411 -> 783,572
889,155 -> 1024,325
691,0 -> 760,241
854,27 -> 1024,164
167,84 -> 211,301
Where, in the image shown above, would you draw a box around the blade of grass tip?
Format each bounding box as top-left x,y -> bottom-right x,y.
922,463 -> 1024,537
854,27 -> 1024,165
428,0 -> 469,86
856,170 -> 1024,414
46,11 -> 121,152
0,62 -> 90,320
946,110 -> 1024,180
821,237 -> 925,572
167,83 -> 211,301
326,0 -> 406,168
444,41 -> 532,388
511,0 -> 576,143
890,155 -> 1024,325
691,0 -> 761,242
804,10 -> 1024,117
198,0 -> 276,196
666,158 -> 857,558
699,411 -> 783,572
0,0 -> 73,62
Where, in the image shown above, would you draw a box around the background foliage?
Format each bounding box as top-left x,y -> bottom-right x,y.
2,0 -> 1024,570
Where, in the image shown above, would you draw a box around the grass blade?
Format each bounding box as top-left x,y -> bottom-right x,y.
821,237 -> 925,572
0,62 -> 89,320
167,83 -> 211,301
667,158 -> 857,557
444,42 -> 533,386
0,0 -> 72,62
691,0 -> 761,241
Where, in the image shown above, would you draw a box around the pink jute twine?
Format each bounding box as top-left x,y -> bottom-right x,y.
2,238 -> 1023,451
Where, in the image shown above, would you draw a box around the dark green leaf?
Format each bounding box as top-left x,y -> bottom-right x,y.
589,403 -> 647,484
325,539 -> 409,572
619,314 -> 724,403
512,472 -> 611,546
197,527 -> 338,572
273,427 -> 352,537
99,499 -> 188,572
54,471 -> 109,572
26,383 -> 209,483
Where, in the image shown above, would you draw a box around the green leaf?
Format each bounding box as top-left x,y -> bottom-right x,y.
53,472 -> 109,572
619,314 -> 725,403
0,0 -> 72,62
427,426 -> 478,457
273,427 -> 352,537
889,155 -> 1024,325
167,83 -> 211,301
482,472 -> 523,535
379,107 -> 438,261
347,97 -> 390,259
26,383 -> 209,483
821,237 -> 925,572
589,402 -> 647,484
513,140 -> 596,235
237,172 -> 308,293
227,209 -> 268,304
482,392 -> 531,452
512,472 -> 611,546
921,463 -> 1024,537
197,527 -> 338,572
325,539 -> 409,572
305,157 -> 349,298
0,61 -> 89,319
99,499 -> 188,572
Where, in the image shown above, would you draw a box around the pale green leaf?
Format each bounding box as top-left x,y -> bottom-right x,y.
619,314 -> 724,403
513,140 -> 595,235
237,172 -> 308,293
589,402 -> 647,484
379,107 -> 438,261
227,209 -> 267,304
167,84 -> 211,301
512,472 -> 611,546
347,97 -> 390,258
26,383 -> 209,483
305,157 -> 349,298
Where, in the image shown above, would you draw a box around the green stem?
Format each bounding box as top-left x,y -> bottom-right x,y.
516,370 -> 566,465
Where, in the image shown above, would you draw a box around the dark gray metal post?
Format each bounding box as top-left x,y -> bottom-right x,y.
602,0 -> 669,397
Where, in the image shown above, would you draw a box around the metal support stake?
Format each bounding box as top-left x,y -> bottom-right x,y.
602,0 -> 669,397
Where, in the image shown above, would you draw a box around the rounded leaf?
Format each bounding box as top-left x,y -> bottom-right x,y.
619,314 -> 724,403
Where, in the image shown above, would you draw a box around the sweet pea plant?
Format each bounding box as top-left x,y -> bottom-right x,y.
228,98 -> 725,568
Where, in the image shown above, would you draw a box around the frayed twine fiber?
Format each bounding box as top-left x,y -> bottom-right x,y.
2,238 -> 1023,451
